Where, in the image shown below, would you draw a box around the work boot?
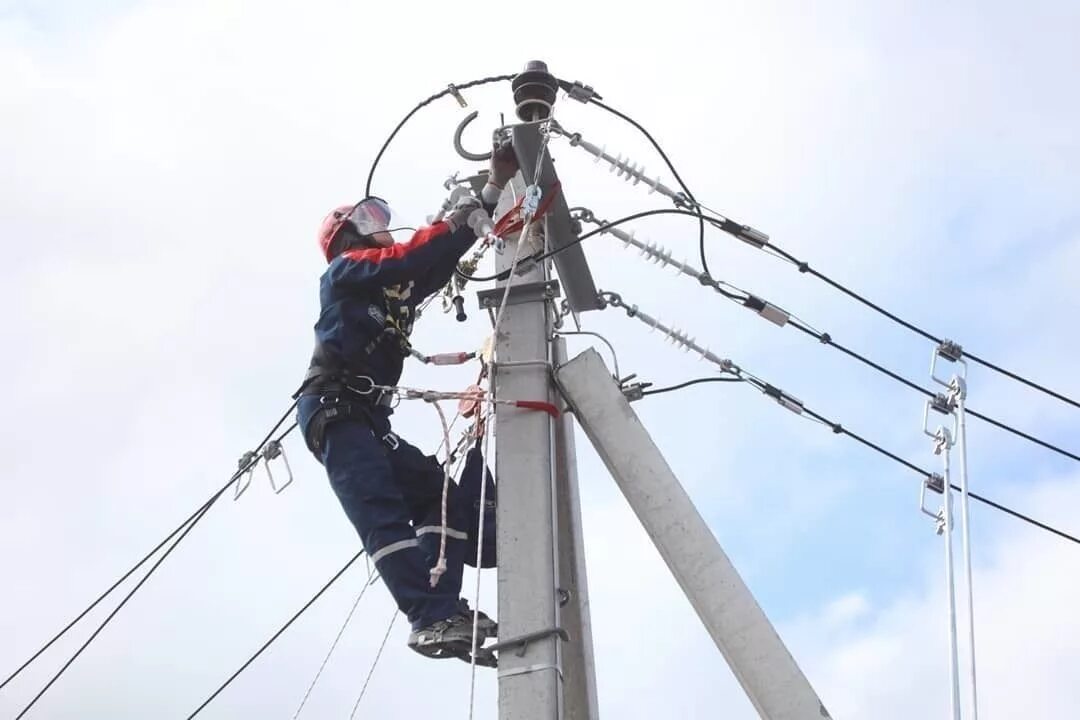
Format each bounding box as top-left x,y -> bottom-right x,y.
408,606 -> 498,666
456,598 -> 498,639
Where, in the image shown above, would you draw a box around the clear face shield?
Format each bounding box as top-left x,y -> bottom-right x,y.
327,196 -> 395,256
345,196 -> 393,237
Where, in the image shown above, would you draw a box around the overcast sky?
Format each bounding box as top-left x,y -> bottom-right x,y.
3,0 -> 1080,718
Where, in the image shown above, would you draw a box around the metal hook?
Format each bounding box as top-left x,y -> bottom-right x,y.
453,110 -> 493,162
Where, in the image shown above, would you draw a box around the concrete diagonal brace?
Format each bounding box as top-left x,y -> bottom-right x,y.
555,348 -> 832,720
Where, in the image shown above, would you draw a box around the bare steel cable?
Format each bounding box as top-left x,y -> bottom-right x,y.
187,551 -> 365,719
292,567 -> 379,719
349,608 -> 400,719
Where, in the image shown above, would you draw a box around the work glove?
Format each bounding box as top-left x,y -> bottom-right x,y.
483,140 -> 519,205
489,140 -> 519,188
444,195 -> 485,234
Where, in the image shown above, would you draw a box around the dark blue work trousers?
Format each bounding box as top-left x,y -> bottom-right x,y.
298,396 -> 468,631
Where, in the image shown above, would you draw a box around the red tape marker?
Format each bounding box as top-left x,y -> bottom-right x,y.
514,400 -> 560,418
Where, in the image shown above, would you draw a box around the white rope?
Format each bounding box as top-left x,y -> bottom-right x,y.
348,607 -> 400,719
428,399 -> 454,588
291,566 -> 378,719
468,401 -> 495,719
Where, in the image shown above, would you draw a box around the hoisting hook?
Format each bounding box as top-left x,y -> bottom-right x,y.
453,110 -> 493,162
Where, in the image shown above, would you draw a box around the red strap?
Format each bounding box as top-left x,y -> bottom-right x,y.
514,400 -> 560,418
492,181 -> 562,237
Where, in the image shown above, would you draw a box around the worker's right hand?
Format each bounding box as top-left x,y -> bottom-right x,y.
489,140 -> 519,189
444,195 -> 484,234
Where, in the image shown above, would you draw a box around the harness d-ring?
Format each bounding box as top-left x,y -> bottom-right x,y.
453,111 -> 493,162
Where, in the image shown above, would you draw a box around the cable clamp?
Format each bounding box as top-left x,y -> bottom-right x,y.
923,397 -> 958,442
763,384 -> 804,414
718,219 -> 769,248
930,392 -> 955,415
233,451 -> 257,500
925,472 -> 945,494
919,472 -> 946,526
930,343 -> 968,387
937,339 -> 964,362
621,382 -> 650,402
262,440 -> 293,494
743,294 -> 790,327
559,79 -> 600,103
447,83 -> 468,108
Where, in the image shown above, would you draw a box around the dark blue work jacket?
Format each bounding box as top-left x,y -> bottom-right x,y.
303,220 -> 477,389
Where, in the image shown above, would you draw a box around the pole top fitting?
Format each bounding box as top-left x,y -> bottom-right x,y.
512,60 -> 559,121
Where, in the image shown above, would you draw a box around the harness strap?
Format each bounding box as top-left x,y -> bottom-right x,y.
302,395 -> 398,455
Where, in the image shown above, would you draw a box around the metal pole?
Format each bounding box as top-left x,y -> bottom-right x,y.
485,190 -> 562,719
556,348 -> 832,720
954,383 -> 979,719
551,337 -> 600,720
937,428 -> 962,720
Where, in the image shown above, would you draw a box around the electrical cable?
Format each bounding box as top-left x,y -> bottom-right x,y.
586,98 -> 711,278
799,407 -> 1080,546
553,329 -> 622,382
187,550 -> 366,719
2,401 -> 299,696
764,243 -> 1080,411
639,376 -> 744,397
462,208 -> 709,283
365,74 -> 515,197
785,320 -> 1080,464
606,295 -> 1080,546
15,502 -> 213,719
578,211 -> 1080,464
581,98 -> 1078,410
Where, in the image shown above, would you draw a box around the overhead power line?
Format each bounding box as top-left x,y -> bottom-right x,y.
606,291 -> 1080,548
577,96 -> 1080,412
15,503 -> 215,719
187,551 -> 366,719
572,210 -> 1080,465
760,243 -> 1080,411
3,403 -> 298,708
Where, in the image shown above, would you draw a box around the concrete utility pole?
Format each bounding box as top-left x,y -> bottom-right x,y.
556,349 -> 832,720
482,59 -> 825,720
478,60 -> 600,720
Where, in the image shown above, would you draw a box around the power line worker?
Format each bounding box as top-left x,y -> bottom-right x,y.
294,148 -> 518,663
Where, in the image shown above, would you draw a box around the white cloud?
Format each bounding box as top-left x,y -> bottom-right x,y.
786,474 -> 1080,719
2,0 -> 1079,718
